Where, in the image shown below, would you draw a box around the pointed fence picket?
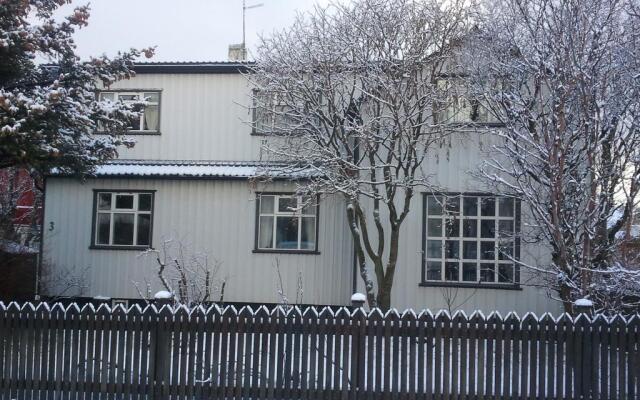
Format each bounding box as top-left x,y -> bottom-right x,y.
0,302 -> 638,399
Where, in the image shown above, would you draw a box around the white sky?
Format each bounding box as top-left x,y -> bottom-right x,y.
57,0 -> 336,62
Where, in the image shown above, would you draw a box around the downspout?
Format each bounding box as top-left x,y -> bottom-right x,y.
35,176 -> 47,301
352,242 -> 358,296
350,130 -> 361,298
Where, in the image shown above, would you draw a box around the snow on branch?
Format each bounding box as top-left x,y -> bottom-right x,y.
248,0 -> 474,310
463,0 -> 640,315
0,0 -> 155,175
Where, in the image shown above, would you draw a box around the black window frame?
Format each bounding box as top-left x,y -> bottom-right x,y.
253,192 -> 321,254
90,189 -> 156,250
420,192 -> 522,290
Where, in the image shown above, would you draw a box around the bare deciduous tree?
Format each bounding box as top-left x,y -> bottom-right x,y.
272,258 -> 304,309
440,285 -> 480,315
249,0 -> 473,310
38,262 -> 90,300
137,239 -> 226,306
465,0 -> 640,313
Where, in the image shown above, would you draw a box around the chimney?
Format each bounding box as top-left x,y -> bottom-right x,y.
228,43 -> 246,61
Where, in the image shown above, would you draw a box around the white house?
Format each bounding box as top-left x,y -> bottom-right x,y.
40,62 -> 560,315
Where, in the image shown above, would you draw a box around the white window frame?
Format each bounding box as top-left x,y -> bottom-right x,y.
252,90 -> 296,134
98,91 -> 160,132
93,191 -> 153,248
423,193 -> 519,286
434,78 -> 496,125
256,194 -> 318,252
252,89 -> 320,135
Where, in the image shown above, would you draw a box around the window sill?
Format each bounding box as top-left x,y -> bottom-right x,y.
253,249 -> 320,255
90,245 -> 152,251
419,281 -> 522,290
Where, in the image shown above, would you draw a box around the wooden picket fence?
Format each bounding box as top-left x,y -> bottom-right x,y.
0,302 -> 639,399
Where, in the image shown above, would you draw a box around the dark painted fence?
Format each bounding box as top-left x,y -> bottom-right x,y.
0,302 -> 639,399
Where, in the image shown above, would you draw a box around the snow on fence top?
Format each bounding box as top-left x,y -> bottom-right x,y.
49,160 -> 321,179
1,301 -> 638,326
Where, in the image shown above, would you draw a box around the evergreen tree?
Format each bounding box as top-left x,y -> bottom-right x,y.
0,0 -> 153,175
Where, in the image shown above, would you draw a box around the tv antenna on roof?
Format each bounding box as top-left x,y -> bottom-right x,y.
242,0 -> 264,59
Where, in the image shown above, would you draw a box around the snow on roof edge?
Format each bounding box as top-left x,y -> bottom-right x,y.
49,160 -> 320,179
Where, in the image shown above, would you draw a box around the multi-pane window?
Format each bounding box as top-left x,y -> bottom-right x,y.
252,91 -> 294,134
423,194 -> 518,285
256,194 -> 318,252
98,91 -> 160,132
252,90 -> 318,135
93,191 -> 153,248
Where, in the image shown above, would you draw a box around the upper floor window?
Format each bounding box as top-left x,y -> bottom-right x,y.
99,91 -> 160,132
433,79 -> 497,125
92,191 -> 154,249
251,89 -> 318,135
422,193 -> 519,287
255,193 -> 318,253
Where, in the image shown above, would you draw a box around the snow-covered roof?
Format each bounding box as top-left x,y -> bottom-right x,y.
607,209 -> 625,229
606,209 -> 640,240
615,224 -> 640,240
51,160 -> 319,180
0,239 -> 38,255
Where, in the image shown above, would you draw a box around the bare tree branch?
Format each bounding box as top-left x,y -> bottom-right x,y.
249,0 -> 474,310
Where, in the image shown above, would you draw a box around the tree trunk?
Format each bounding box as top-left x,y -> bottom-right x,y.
376,228 -> 401,311
376,288 -> 392,311
552,247 -> 576,314
559,283 -> 574,314
345,199 -> 377,308
356,245 -> 377,308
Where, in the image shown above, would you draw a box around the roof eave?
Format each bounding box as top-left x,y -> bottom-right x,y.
133,63 -> 254,74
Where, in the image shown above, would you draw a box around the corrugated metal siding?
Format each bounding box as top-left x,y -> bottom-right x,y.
42,131 -> 561,314
42,178 -> 354,305
108,73 -> 262,161
42,72 -> 563,314
353,132 -> 562,316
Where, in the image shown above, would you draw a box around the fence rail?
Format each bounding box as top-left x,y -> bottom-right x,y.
0,302 -> 639,399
